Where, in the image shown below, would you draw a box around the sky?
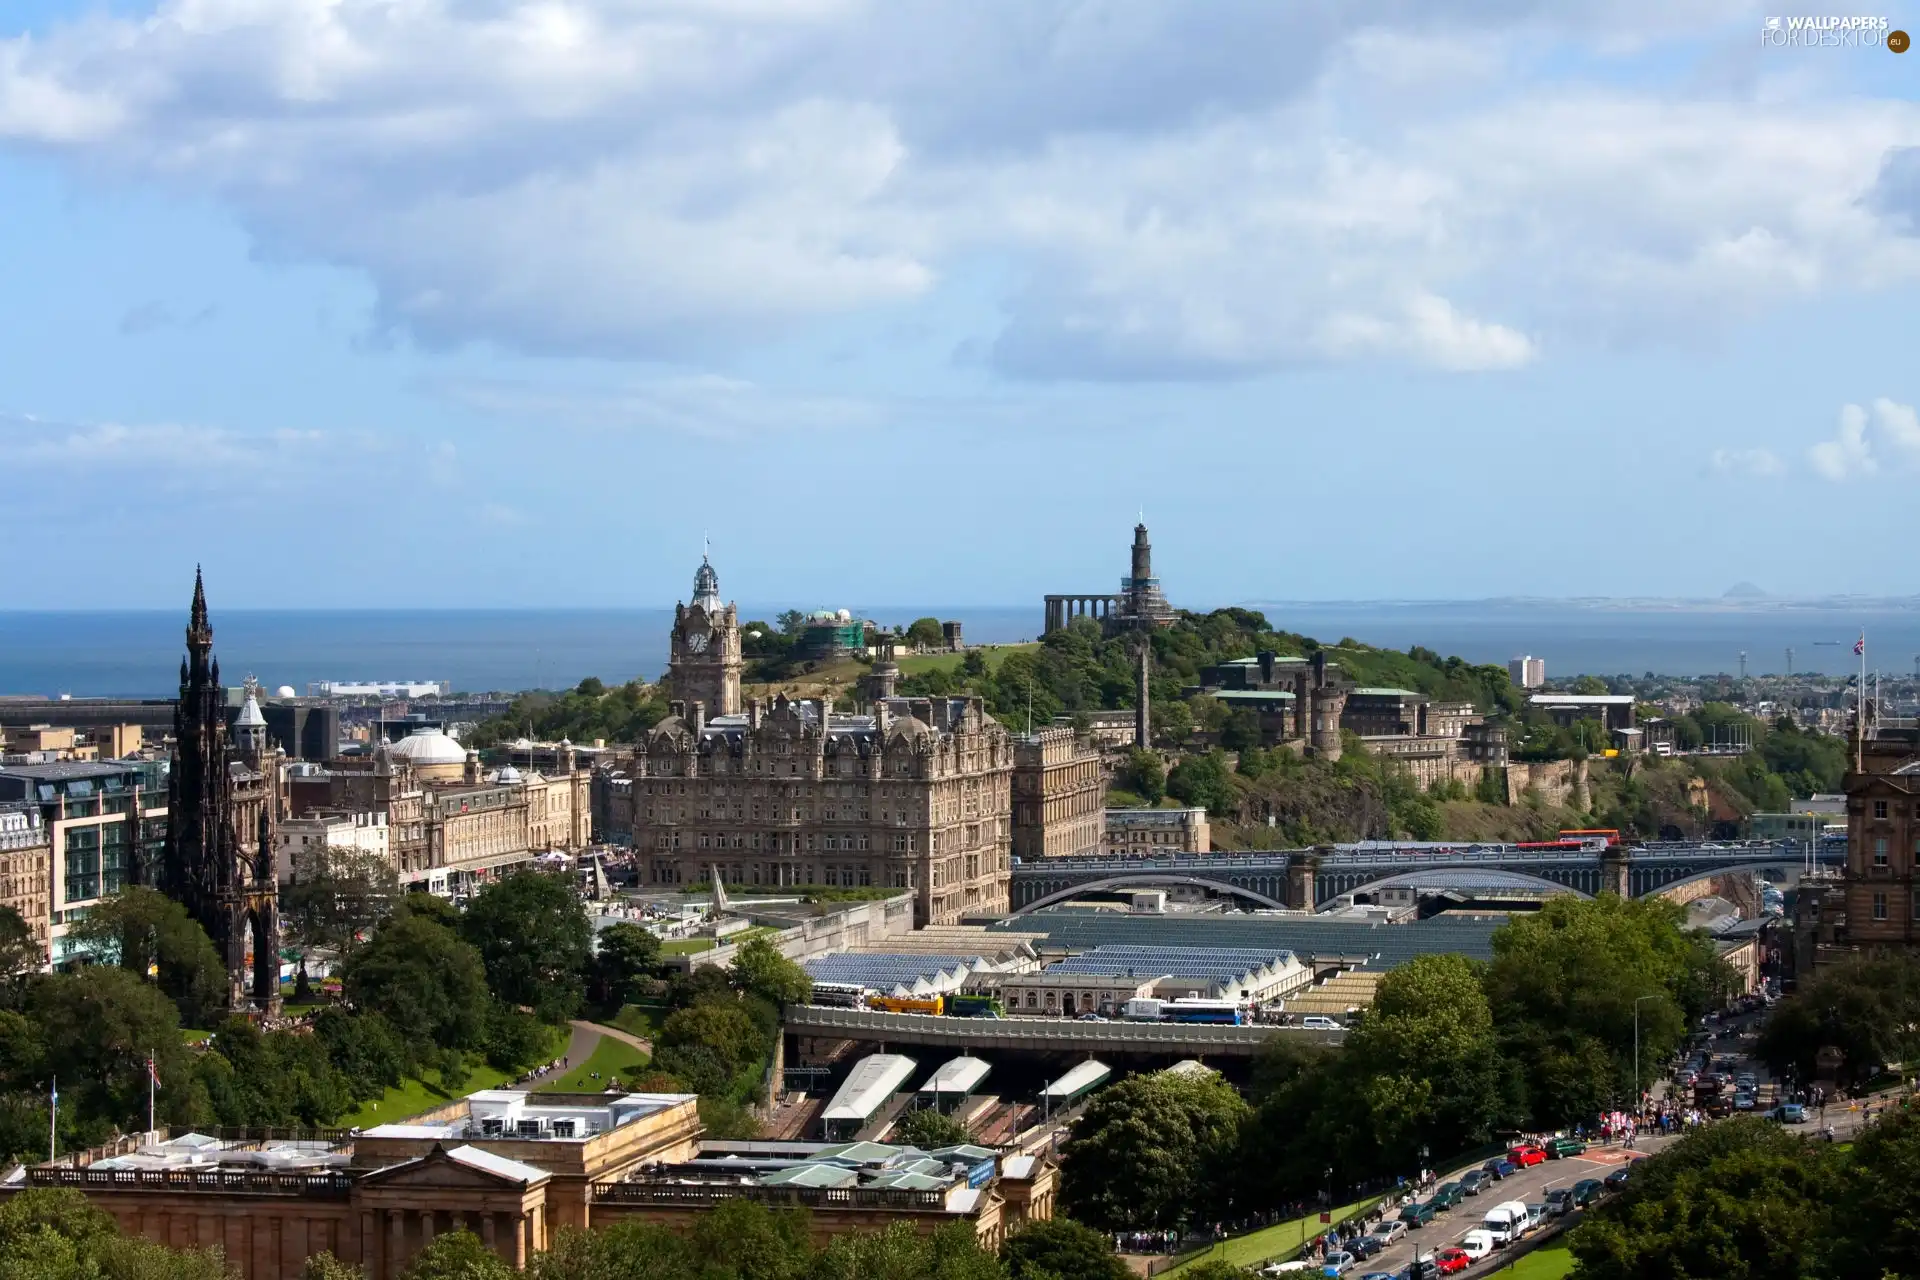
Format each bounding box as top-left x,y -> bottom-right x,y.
2,1 -> 1919,610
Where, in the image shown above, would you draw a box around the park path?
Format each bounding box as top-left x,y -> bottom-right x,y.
564,1028 -> 656,1059
559,1022 -> 603,1072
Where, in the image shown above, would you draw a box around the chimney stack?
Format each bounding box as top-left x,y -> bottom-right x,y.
691,701 -> 706,735
1258,650 -> 1275,684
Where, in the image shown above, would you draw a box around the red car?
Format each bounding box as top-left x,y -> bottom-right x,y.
1434,1249 -> 1471,1275
1508,1144 -> 1547,1167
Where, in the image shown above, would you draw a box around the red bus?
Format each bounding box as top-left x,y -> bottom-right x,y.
1515,840 -> 1586,852
1559,828 -> 1620,848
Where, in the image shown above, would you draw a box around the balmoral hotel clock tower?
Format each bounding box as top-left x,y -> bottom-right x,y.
667,553 -> 743,717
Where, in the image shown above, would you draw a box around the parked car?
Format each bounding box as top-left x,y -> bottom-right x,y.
1399,1202 -> 1437,1229
1370,1220 -> 1407,1245
1770,1102 -> 1808,1123
1733,1091 -> 1758,1111
1457,1230 -> 1498,1261
1320,1251 -> 1354,1276
1545,1135 -> 1588,1159
1572,1179 -> 1605,1207
1508,1144 -> 1547,1168
1604,1164 -> 1633,1191
1544,1188 -> 1575,1217
1429,1182 -> 1463,1209
1433,1248 -> 1471,1276
1347,1235 -> 1383,1260
1483,1158 -> 1518,1180
1458,1170 -> 1489,1196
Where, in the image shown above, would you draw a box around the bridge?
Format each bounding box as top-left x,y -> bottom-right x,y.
1008,839 -> 1843,914
783,1004 -> 1343,1058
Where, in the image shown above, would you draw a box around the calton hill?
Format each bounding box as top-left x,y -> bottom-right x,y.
469,607 -> 1850,848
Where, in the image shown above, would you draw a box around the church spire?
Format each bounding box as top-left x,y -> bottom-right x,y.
188,565 -> 213,656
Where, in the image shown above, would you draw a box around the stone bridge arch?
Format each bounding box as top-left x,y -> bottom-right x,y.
1318,866 -> 1594,911
1010,874 -> 1290,916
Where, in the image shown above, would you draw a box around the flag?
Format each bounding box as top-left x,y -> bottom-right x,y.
1856,634 -> 1867,656
146,1056 -> 160,1088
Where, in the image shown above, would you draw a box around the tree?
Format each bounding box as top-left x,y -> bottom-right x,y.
1060,1071 -> 1249,1231
906,618 -> 946,649
1179,1264 -> 1253,1280
300,1254 -> 366,1280
458,872 -> 592,1022
587,923 -> 660,1011
1568,1118 -> 1839,1280
1000,1219 -> 1131,1280
68,888 -> 227,1030
815,1221 -> 1006,1280
892,1107 -> 969,1149
727,937 -> 811,1007
0,1188 -> 233,1280
1811,1104 -> 1920,1279
1118,750 -> 1166,804
399,1230 -> 513,1280
28,967 -> 190,1144
0,905 -> 42,985
281,845 -> 400,960
527,1221 -> 691,1280
1754,953 -> 1920,1089
685,1198 -> 812,1280
1167,750 -> 1239,817
340,914 -> 491,1056
656,999 -> 766,1077
1344,953 -> 1507,1169
1484,895 -> 1730,1126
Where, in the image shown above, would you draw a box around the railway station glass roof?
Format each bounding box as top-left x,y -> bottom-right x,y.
990,911 -> 1505,967
1042,1059 -> 1112,1098
922,1056 -> 992,1095
822,1054 -> 920,1123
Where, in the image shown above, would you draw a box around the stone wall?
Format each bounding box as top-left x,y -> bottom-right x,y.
1505,759 -> 1579,807
690,893 -> 918,972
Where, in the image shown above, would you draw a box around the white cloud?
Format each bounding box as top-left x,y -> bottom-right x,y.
1872,396 -> 1920,462
1709,447 -> 1785,478
3,2 -> 1919,378
1808,403 -> 1878,482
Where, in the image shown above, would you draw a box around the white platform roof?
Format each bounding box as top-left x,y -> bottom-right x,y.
823,1054 -> 919,1124
1041,1059 -> 1112,1099
921,1056 -> 991,1096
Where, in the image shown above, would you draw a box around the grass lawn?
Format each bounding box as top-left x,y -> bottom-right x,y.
534,1034 -> 651,1094
896,644 -> 1037,676
181,1028 -> 212,1045
660,937 -> 716,956
339,1026 -> 566,1129
1164,1198 -> 1379,1274
1492,1241 -> 1574,1278
612,1003 -> 666,1042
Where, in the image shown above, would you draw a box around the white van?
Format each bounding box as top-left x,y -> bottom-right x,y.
1482,1200 -> 1529,1246
1300,1015 -> 1342,1030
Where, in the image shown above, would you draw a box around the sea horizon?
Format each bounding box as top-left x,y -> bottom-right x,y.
2,597 -> 1916,699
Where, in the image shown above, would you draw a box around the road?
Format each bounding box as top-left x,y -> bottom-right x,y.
1321,1011 -> 1895,1280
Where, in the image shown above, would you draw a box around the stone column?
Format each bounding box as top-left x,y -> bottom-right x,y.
1601,847 -> 1631,898
1286,849 -> 1324,912
388,1210 -> 406,1276
481,1214 -> 497,1254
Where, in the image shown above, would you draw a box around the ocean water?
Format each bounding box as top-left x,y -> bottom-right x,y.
0,601 -> 1914,698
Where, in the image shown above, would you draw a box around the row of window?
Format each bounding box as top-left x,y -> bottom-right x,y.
652,831 -> 922,853
1868,890 -> 1920,922
1866,835 -> 1920,867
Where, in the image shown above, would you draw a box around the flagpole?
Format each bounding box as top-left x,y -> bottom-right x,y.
1859,631 -> 1868,773
148,1050 -> 156,1138
49,1075 -> 56,1163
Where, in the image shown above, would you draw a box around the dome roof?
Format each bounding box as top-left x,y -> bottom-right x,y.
234,691 -> 267,729
491,765 -> 524,784
389,728 -> 467,765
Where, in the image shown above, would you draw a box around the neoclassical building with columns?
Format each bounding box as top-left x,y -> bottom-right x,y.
15,1087 -> 1055,1279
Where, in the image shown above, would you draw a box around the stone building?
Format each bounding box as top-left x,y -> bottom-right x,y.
288,730 -> 589,896
1011,728 -> 1106,861
628,693 -> 1013,925
1102,806 -> 1210,856
1841,727 -> 1920,948
0,803 -> 50,966
667,555 -> 743,718
15,1088 -> 1055,1280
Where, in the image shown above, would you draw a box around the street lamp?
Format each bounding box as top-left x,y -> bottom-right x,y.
1634,995 -> 1660,1118
1419,1144 -> 1429,1186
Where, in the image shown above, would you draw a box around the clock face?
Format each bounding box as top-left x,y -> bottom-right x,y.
687,629 -> 710,654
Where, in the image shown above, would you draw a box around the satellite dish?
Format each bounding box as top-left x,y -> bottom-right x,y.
276,685 -> 297,699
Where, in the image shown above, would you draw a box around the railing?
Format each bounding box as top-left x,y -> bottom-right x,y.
595,1181 -> 948,1210
207,1125 -> 351,1146
27,1167 -> 352,1199
1014,840 -> 1826,875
